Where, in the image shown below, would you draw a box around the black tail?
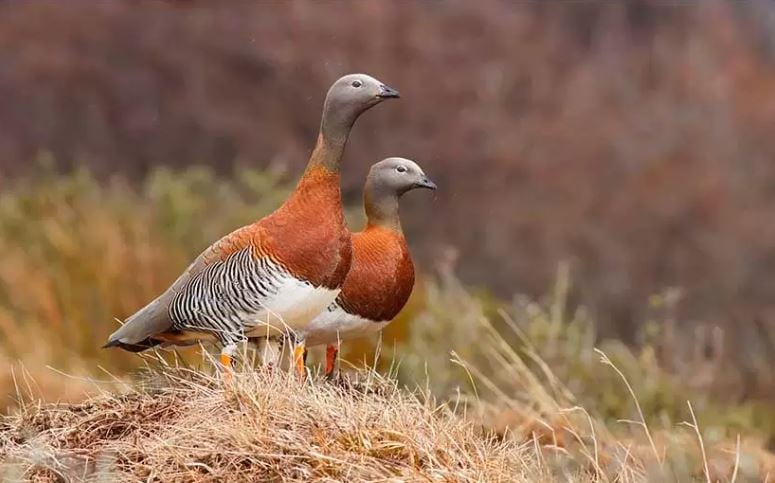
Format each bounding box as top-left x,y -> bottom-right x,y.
101,337 -> 161,353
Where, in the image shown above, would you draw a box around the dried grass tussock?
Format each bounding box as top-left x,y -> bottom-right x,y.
0,365 -> 532,482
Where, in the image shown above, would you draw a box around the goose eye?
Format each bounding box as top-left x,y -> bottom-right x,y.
396,166 -> 407,173
351,80 -> 362,88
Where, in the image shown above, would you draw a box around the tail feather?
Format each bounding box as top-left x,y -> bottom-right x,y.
104,295 -> 174,352
102,337 -> 161,353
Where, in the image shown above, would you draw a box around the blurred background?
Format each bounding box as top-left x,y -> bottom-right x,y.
2,0 -> 775,448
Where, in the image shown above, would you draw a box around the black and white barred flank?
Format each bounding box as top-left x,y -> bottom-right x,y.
167,247 -> 296,343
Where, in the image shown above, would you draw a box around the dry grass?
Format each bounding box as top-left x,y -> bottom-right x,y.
0,362 -> 532,482
1,343 -> 774,482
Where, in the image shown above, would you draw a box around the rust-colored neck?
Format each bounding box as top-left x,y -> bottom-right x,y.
284,159 -> 342,216
277,130 -> 346,249
303,132 -> 346,175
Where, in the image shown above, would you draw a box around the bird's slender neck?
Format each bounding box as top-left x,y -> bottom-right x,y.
282,134 -> 343,215
304,131 -> 346,175
284,99 -> 354,212
308,98 -> 356,173
364,181 -> 402,232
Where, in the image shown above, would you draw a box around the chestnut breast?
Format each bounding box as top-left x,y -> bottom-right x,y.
337,226 -> 415,322
260,166 -> 352,289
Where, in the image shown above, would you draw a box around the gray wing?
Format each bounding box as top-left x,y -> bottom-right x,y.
103,247 -> 212,348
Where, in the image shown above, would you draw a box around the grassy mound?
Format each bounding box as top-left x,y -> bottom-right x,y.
0,367 -> 528,482
2,361 -> 774,482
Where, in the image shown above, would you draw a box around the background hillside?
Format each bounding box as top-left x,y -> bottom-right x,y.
3,1 -> 775,343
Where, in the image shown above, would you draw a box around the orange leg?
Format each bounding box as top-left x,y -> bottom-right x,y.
220,352 -> 234,368
293,339 -> 307,380
325,344 -> 338,379
220,344 -> 236,383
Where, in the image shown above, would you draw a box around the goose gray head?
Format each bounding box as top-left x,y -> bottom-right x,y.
364,157 -> 436,229
320,73 -> 399,144
368,157 -> 437,195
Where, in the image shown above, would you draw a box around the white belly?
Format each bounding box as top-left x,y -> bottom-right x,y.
245,278 -> 339,338
303,304 -> 389,347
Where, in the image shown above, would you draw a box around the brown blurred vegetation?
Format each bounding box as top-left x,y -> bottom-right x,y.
2,0 -> 775,412
3,1 -> 775,343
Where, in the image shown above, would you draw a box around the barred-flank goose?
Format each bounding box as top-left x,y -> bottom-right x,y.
103,74 -> 400,377
302,158 -> 436,377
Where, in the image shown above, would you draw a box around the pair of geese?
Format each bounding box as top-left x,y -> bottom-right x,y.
104,73 -> 436,379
